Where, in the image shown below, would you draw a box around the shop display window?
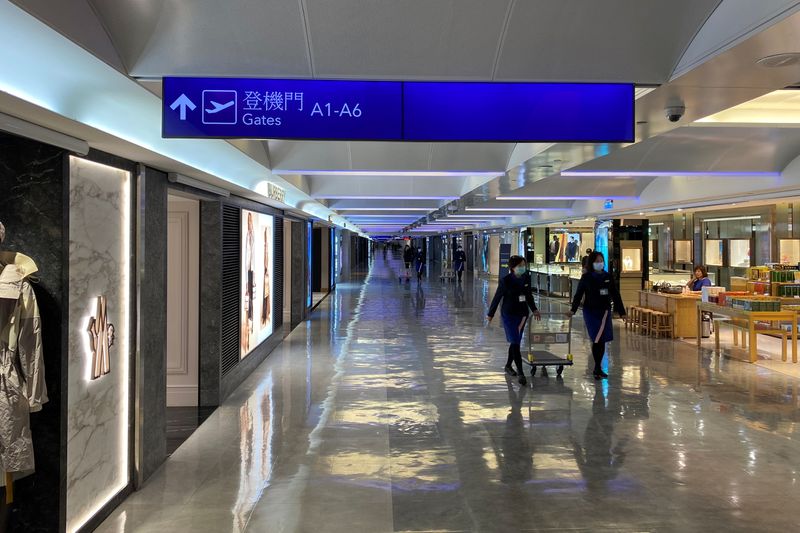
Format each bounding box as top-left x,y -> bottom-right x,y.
705,239 -> 723,266
621,247 -> 642,273
674,240 -> 692,263
780,239 -> 800,264
649,240 -> 658,263
729,239 -> 751,268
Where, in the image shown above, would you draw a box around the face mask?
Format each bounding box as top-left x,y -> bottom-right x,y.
514,266 -> 527,276
593,262 -> 604,272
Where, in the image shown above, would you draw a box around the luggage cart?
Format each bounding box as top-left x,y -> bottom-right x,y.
439,261 -> 456,282
526,312 -> 574,377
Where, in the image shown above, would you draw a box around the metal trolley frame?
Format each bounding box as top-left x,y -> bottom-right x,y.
526,312 -> 574,377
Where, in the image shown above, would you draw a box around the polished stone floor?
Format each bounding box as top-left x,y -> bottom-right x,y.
98,257 -> 800,532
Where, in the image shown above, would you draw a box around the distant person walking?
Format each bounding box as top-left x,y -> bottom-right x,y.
402,245 -> 414,283
580,248 -> 594,274
567,251 -> 626,380
454,245 -> 467,282
415,247 -> 426,281
487,256 -> 541,386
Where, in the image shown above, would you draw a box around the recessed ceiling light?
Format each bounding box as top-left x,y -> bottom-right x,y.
756,53 -> 800,68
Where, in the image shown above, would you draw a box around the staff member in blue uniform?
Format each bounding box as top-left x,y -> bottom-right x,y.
415,247 -> 426,281
454,245 -> 467,282
402,245 -> 415,282
487,256 -> 541,385
567,251 -> 626,380
687,265 -> 712,291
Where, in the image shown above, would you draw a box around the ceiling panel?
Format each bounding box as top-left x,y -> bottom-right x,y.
304,0 -> 511,79
574,126 -> 800,173
496,0 -> 721,83
270,141 -> 513,172
12,0 -> 127,71
89,0 -> 312,77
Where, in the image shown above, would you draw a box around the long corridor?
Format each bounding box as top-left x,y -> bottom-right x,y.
99,257 -> 800,532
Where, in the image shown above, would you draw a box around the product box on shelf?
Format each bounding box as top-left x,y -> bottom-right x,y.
716,291 -> 749,307
771,270 -> 799,283
701,286 -> 726,303
748,266 -> 771,281
729,297 -> 781,312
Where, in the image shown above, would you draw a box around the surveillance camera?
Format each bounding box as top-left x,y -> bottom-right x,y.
665,105 -> 685,123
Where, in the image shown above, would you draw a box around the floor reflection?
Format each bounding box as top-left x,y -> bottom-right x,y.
97,255 -> 800,532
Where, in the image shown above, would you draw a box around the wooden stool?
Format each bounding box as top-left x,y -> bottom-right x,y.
651,312 -> 673,338
625,307 -> 638,331
646,310 -> 661,336
637,308 -> 653,335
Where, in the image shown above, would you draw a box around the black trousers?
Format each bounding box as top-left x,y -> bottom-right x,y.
591,342 -> 606,373
506,343 -> 524,373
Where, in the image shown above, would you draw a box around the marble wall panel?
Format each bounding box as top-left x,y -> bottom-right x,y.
66,157 -> 132,533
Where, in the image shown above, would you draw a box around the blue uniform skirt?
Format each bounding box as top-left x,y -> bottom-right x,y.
583,308 -> 613,343
454,260 -> 465,272
502,313 -> 528,344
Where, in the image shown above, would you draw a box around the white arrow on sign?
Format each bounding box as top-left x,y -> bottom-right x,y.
170,94 -> 196,120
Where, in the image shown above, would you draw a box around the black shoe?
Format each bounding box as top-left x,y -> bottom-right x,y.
518,375 -> 527,386
504,365 -> 517,377
593,370 -> 608,379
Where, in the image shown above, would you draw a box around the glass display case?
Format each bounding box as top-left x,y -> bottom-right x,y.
729,239 -> 751,268
705,239 -> 723,266
674,240 -> 692,263
620,245 -> 643,273
780,239 -> 800,264
649,270 -> 716,286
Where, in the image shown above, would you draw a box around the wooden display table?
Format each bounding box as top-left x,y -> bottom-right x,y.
638,291 -> 700,338
696,302 -> 798,363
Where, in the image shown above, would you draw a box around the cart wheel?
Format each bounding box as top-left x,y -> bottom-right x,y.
530,366 -> 537,377
557,365 -> 564,376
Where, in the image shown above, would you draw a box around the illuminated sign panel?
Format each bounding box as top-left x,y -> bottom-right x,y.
241,210 -> 274,358
163,78 -> 634,142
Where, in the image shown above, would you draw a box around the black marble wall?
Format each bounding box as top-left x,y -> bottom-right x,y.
0,132 -> 67,532
291,221 -> 307,329
199,201 -> 222,407
136,167 -> 168,484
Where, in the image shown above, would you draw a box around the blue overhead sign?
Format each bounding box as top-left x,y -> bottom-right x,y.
163,78 -> 403,140
163,78 -> 633,142
403,82 -> 634,142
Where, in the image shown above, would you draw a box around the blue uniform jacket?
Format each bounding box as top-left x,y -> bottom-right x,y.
488,272 -> 538,318
570,270 -> 626,316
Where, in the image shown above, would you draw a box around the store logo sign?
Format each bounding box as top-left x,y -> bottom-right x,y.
87,296 -> 115,380
267,183 -> 285,203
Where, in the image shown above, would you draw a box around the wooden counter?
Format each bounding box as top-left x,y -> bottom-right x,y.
638,291 -> 701,338
696,302 -> 798,363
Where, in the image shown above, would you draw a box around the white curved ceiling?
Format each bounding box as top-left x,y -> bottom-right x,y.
10,0 -> 800,235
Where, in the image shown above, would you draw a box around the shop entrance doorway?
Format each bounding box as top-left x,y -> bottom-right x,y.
166,193 -> 210,454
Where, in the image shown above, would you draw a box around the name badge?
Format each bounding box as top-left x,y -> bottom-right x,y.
519,295 -> 527,302
600,288 -> 609,296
